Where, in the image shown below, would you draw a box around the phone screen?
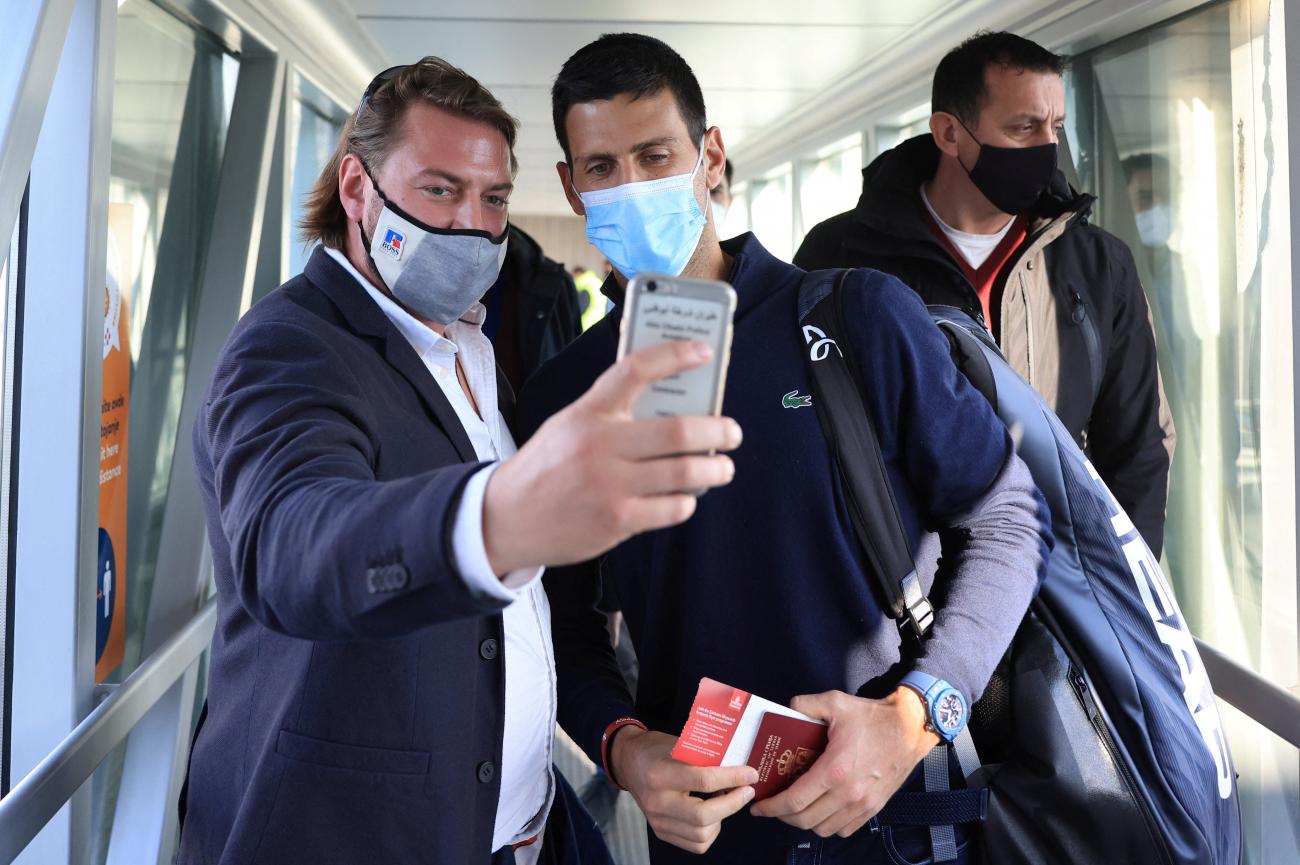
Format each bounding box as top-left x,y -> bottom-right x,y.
627,290 -> 728,419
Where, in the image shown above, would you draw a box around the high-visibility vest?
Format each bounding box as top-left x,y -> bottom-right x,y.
574,271 -> 607,331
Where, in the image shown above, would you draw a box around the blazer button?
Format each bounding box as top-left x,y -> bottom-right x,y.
479,638 -> 499,660
1026,259 -> 1036,270
477,760 -> 496,783
366,564 -> 410,594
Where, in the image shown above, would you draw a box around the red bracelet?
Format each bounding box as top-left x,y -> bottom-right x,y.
600,717 -> 647,790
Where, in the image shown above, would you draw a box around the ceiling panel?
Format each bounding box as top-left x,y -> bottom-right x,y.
349,0 -> 952,27
361,20 -> 901,92
339,0 -> 930,213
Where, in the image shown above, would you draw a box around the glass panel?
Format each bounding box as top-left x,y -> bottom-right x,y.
0,197 -> 18,796
289,74 -> 347,276
93,1 -> 237,859
1216,700 -> 1300,863
1068,0 -> 1295,674
721,181 -> 750,237
110,0 -> 235,682
797,133 -> 863,246
749,165 -> 793,262
874,101 -> 931,158
1067,3 -> 1297,860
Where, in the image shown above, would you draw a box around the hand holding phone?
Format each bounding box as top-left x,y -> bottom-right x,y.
484,338 -> 741,573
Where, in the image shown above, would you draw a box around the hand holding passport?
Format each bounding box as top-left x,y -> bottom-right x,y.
672,678 -> 829,801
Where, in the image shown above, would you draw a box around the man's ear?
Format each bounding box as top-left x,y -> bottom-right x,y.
339,153 -> 369,223
557,161 -> 585,217
702,126 -> 727,191
930,112 -> 962,159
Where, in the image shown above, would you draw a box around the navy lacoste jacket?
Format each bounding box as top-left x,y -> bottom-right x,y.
516,233 -> 1051,860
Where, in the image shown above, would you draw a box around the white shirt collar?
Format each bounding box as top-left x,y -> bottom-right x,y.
918,182 -> 1014,244
322,246 -> 487,369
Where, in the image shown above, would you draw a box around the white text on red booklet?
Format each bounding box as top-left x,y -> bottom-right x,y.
671,678 -> 829,800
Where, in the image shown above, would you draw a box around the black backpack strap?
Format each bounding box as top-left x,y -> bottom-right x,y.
798,269 -> 933,639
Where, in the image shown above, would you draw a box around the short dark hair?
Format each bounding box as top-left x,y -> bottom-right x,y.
551,33 -> 707,163
724,159 -> 734,186
1121,152 -> 1172,180
300,57 -> 517,250
932,31 -> 1066,125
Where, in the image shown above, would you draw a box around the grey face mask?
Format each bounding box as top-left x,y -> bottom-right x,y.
361,171 -> 508,325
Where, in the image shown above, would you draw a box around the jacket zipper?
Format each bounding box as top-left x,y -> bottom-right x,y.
1068,665 -> 1173,865
1020,279 -> 1035,385
1068,287 -> 1104,404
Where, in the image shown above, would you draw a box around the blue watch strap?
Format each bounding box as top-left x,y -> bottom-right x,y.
901,670 -> 942,697
900,671 -> 968,742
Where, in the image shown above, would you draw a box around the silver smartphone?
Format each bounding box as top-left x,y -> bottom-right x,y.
616,272 -> 737,421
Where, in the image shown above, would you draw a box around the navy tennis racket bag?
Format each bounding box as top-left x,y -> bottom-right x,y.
799,269 -> 1241,865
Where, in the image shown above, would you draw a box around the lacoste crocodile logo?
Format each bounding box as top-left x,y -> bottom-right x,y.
782,390 -> 812,409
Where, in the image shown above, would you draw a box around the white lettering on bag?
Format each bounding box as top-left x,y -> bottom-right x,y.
802,324 -> 841,362
1085,461 -> 1233,800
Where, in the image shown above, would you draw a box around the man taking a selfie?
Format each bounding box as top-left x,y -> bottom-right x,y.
518,33 -> 1052,865
181,57 -> 741,865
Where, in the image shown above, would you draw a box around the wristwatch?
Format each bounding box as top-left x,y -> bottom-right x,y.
900,671 -> 968,743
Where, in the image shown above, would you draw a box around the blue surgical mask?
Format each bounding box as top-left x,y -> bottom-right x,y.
576,141 -> 707,279
711,200 -> 729,231
1135,204 -> 1173,248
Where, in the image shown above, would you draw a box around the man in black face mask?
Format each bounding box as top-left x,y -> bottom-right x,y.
796,30 -> 1175,558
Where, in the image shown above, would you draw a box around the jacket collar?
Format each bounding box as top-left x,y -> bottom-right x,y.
503,225 -> 560,300
850,134 -> 1095,254
303,247 -> 478,463
597,232 -> 789,319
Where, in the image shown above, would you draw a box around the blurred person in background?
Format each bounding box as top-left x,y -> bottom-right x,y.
571,264 -> 608,331
710,158 -> 734,229
479,223 -> 582,393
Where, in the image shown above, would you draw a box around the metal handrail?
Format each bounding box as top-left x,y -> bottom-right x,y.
1194,636 -> 1300,749
0,599 -> 1294,864
0,598 -> 216,864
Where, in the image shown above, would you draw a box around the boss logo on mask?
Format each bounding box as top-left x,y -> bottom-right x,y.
380,228 -> 405,260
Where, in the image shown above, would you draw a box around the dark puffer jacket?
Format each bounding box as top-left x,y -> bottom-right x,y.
795,134 -> 1174,556
483,224 -> 582,394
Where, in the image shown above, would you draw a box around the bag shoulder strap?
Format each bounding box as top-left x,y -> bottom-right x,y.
798,268 -> 933,638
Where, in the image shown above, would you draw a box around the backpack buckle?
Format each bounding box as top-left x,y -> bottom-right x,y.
900,572 -> 935,638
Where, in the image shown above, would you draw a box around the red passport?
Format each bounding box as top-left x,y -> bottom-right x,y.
671,678 -> 828,800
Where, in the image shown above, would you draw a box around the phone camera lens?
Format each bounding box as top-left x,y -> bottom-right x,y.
647,281 -> 657,292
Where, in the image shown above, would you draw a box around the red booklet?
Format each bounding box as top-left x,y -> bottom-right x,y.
671,678 -> 829,800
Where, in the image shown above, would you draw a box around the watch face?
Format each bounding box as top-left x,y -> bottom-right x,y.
935,692 -> 965,733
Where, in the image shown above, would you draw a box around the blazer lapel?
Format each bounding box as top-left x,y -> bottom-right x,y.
305,249 -> 479,464
496,364 -> 516,435
380,337 -> 478,464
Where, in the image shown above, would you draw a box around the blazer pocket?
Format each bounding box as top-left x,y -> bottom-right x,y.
275,729 -> 430,775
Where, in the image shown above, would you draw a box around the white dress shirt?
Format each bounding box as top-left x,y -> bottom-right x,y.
325,248 -> 556,859
920,182 -> 1016,270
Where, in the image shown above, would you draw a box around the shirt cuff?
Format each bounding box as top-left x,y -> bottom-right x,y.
453,463 -> 544,601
